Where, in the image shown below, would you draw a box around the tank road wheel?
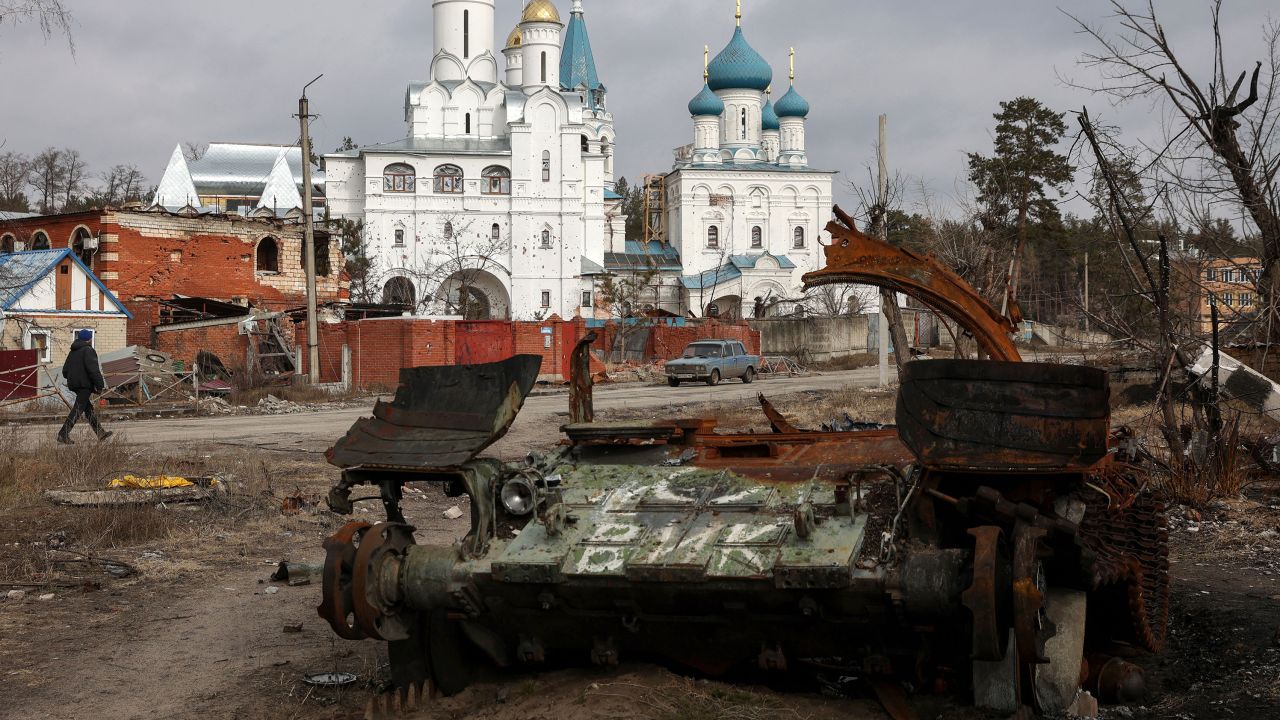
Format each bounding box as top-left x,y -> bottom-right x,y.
706,369 -> 721,387
318,521 -> 373,640
351,522 -> 417,641
742,367 -> 756,384
966,523 -> 1089,716
668,377 -> 680,387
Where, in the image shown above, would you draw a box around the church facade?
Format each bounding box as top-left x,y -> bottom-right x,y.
324,0 -> 619,320
665,7 -> 835,320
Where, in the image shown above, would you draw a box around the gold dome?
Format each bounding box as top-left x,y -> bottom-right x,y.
521,0 -> 561,24
505,25 -> 523,50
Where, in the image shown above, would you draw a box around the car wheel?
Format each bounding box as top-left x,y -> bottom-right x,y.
742,368 -> 755,384
668,378 -> 680,387
706,370 -> 721,387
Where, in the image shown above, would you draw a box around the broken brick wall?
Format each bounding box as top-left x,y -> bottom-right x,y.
152,324 -> 249,374
1,209 -> 349,345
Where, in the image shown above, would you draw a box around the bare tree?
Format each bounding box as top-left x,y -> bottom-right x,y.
99,164 -> 146,206
1066,1 -> 1280,323
27,146 -> 60,213
59,148 -> 86,209
0,151 -> 29,210
801,283 -> 873,318
405,215 -> 510,319
183,142 -> 209,163
0,0 -> 72,45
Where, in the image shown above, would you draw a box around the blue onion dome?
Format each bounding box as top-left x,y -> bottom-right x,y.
707,27 -> 773,92
761,98 -> 780,130
688,83 -> 725,116
775,84 -> 810,118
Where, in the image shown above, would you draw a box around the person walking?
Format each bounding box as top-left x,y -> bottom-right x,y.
57,330 -> 112,444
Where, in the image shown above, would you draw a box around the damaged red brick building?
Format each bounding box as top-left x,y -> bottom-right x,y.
0,207 -> 347,370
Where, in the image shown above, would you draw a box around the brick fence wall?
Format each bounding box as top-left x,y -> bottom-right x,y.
297,317 -> 761,389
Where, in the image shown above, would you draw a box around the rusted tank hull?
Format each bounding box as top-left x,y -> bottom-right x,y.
897,359 -> 1111,471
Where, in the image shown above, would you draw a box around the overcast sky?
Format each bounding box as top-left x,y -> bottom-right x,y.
0,0 -> 1275,217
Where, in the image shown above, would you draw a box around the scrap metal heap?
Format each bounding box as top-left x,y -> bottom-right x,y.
317,210 -> 1169,717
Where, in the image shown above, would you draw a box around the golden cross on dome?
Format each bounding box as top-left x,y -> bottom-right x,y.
704,45 -> 710,82
789,47 -> 796,83
736,0 -> 742,27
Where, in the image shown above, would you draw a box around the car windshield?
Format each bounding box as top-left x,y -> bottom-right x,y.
683,344 -> 722,358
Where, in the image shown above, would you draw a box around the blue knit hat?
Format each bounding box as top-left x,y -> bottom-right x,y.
76,329 -> 93,342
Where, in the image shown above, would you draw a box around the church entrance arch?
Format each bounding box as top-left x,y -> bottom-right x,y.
436,269 -> 510,321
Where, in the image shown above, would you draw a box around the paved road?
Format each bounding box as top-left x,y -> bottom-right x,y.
35,368 -> 888,456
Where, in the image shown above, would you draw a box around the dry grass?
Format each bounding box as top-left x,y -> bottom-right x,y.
0,427 -> 288,584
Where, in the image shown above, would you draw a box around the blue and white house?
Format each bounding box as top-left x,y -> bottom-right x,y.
0,249 -> 131,369
324,0 -> 620,320
667,4 -> 835,319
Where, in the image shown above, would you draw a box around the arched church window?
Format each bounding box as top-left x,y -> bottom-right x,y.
443,221 -> 454,238
707,226 -> 719,249
740,108 -> 748,140
491,223 -> 501,242
541,52 -> 548,83
394,229 -> 405,247
482,166 -> 511,195
793,227 -> 806,248
32,231 -> 50,250
463,9 -> 470,58
542,151 -> 551,182
303,236 -> 331,277
751,226 -> 763,249
434,164 -> 463,194
256,236 -> 279,273
383,276 -> 416,307
466,113 -> 472,135
1,234 -> 14,253
581,135 -> 590,153
72,226 -> 95,268
541,230 -> 552,249
383,163 -> 416,193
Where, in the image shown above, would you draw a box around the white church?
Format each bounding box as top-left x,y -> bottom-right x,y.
152,1 -> 836,322
323,0 -> 620,320
665,5 -> 835,320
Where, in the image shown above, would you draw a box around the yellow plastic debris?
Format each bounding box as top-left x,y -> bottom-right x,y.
108,475 -> 196,490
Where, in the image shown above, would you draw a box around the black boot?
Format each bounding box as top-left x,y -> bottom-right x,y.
96,428 -> 114,443
57,431 -> 74,445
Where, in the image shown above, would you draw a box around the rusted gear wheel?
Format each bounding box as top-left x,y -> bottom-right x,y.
1012,524 -> 1054,666
352,522 -> 418,642
961,526 -> 1009,662
1080,489 -> 1171,652
318,521 -> 373,640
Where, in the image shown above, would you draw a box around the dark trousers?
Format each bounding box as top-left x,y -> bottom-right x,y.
59,389 -> 103,438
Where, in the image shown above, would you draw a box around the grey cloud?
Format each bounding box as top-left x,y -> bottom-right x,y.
1,0 -> 1274,217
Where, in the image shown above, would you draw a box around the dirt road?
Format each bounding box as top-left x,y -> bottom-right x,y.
41,369 -> 886,457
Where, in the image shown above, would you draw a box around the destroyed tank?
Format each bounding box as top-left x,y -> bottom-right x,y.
317,213 -> 1169,716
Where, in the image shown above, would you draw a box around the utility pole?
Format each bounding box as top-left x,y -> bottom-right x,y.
1083,252 -> 1090,334
878,114 -> 890,387
297,74 -> 323,385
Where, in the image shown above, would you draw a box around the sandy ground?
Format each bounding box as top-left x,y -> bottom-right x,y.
4,379 -> 1280,720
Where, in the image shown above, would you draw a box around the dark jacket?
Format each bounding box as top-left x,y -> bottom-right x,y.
63,340 -> 105,393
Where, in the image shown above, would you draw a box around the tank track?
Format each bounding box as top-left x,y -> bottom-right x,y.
1078,484 -> 1171,653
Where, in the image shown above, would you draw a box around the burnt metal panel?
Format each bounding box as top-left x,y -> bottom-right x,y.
326,356 -> 542,471
897,359 -> 1110,471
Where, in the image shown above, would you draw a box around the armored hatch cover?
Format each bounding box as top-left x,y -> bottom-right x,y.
489,464 -> 869,589
326,356 -> 542,471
